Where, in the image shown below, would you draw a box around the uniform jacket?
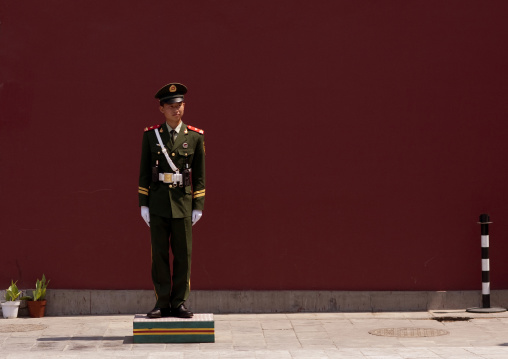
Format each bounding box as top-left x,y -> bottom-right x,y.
138,122 -> 205,218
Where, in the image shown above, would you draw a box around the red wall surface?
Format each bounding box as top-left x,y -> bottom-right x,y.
1,1 -> 508,291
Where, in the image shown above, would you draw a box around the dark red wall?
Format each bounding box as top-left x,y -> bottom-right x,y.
1,1 -> 508,291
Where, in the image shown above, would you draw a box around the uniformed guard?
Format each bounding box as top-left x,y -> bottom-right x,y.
138,83 -> 205,318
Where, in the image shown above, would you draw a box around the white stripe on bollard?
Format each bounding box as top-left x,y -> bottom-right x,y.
482,259 -> 490,271
481,235 -> 489,247
482,282 -> 490,295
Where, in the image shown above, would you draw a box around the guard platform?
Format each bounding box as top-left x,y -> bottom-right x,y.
132,313 -> 215,343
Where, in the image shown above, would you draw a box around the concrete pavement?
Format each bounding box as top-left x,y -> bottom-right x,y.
1,310 -> 508,358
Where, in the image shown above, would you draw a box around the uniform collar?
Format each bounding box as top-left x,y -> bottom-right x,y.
166,121 -> 183,134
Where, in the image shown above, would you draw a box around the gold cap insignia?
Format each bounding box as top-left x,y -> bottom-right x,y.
169,85 -> 177,92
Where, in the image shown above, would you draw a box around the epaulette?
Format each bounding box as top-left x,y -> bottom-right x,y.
187,125 -> 204,134
144,124 -> 161,132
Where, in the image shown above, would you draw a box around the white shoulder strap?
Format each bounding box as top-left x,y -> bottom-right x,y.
154,129 -> 179,174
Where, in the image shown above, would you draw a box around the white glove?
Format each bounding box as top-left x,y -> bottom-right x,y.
141,206 -> 150,227
192,210 -> 202,226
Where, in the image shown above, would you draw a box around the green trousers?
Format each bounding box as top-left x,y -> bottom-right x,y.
150,213 -> 193,309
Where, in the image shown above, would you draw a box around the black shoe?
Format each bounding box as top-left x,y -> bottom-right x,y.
146,307 -> 162,318
171,304 -> 193,318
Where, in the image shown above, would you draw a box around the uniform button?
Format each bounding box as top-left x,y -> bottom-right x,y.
172,153 -> 175,156
158,152 -> 160,154
169,184 -> 173,188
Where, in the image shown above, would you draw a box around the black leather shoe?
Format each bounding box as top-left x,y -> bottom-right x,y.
147,307 -> 162,318
171,304 -> 193,318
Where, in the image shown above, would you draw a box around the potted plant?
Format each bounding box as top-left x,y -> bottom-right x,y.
1,280 -> 22,319
21,275 -> 50,318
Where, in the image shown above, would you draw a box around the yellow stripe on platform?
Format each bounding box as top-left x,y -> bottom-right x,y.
134,328 -> 214,336
133,330 -> 214,332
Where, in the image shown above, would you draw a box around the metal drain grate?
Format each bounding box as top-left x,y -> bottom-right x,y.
369,327 -> 449,337
432,316 -> 472,322
0,324 -> 48,333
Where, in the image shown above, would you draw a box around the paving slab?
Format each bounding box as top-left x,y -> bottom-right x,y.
1,311 -> 508,357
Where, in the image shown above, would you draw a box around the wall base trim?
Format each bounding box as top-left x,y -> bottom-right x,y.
1,290 -> 507,316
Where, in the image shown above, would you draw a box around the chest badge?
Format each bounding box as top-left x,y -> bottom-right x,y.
182,143 -> 188,149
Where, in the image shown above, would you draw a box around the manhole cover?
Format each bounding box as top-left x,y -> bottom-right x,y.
0,324 -> 48,333
369,327 -> 449,337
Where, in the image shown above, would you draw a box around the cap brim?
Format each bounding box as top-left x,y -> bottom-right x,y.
160,96 -> 184,104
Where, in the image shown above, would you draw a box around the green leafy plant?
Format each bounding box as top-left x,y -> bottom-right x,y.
5,280 -> 21,301
33,275 -> 49,301
20,275 -> 50,301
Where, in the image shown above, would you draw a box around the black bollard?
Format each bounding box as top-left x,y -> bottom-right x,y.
480,214 -> 491,308
467,214 -> 506,313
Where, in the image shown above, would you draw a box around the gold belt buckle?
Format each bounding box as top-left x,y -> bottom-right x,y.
163,173 -> 173,183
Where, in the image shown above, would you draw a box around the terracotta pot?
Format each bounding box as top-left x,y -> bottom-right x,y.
27,300 -> 47,318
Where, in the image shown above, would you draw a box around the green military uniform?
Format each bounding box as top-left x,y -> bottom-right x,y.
138,84 -> 205,312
